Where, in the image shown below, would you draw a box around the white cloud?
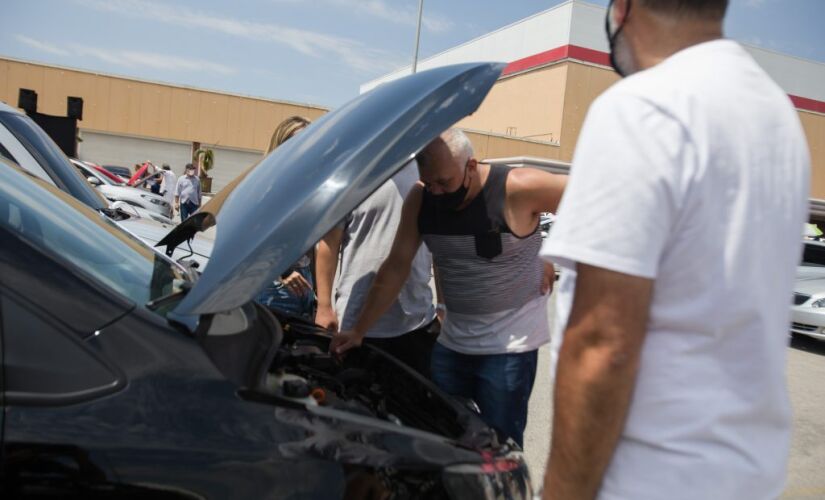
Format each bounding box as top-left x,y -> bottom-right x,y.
15,35 -> 71,56
325,0 -> 453,33
74,0 -> 403,73
16,34 -> 236,75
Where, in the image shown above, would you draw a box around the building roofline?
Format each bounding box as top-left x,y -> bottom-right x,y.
460,128 -> 561,147
0,54 -> 330,112
363,1 -> 578,88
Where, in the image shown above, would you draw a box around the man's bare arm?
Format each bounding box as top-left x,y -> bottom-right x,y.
543,264 -> 653,500
315,226 -> 343,330
507,167 -> 567,215
330,185 -> 425,353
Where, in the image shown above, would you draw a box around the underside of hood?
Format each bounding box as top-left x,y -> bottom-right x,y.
170,62 -> 504,316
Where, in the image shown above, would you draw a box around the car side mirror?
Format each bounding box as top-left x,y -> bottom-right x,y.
87,176 -> 102,186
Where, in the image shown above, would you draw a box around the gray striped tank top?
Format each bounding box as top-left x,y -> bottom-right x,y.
418,165 -> 543,315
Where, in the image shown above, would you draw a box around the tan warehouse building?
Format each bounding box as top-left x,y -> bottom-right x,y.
1,0 -> 823,206
0,60 -> 551,193
364,0 -> 825,209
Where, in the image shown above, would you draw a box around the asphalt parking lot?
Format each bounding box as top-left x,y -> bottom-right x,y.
523,292 -> 825,498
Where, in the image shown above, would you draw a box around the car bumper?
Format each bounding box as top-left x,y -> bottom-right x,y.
790,306 -> 825,340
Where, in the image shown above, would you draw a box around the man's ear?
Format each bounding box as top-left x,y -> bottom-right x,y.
467,158 -> 478,172
612,0 -> 629,26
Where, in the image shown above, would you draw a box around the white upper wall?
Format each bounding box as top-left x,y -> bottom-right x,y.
568,1 -> 609,52
360,1 -> 576,93
745,46 -> 825,103
361,0 -> 825,105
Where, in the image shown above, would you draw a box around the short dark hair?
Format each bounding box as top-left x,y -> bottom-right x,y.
185,163 -> 195,170
639,0 -> 728,20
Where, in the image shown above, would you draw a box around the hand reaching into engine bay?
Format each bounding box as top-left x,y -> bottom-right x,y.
330,329 -> 365,355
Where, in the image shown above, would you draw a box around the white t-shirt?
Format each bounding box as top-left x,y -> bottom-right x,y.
335,162 -> 435,338
541,40 -> 809,500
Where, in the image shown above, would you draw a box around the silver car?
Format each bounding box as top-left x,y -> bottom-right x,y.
791,240 -> 825,340
71,158 -> 173,221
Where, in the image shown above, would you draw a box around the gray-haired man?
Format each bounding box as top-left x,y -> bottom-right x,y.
331,129 -> 566,446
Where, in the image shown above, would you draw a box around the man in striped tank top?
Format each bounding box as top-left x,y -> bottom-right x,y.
331,129 -> 567,446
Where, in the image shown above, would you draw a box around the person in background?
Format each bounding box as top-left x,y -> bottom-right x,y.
540,0 -> 810,498
160,164 -> 178,212
148,172 -> 162,195
174,163 -> 201,221
331,129 -> 565,447
315,159 -> 438,377
255,116 -> 317,320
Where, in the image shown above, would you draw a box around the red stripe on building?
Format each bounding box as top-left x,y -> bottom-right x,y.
502,46 -> 570,75
566,45 -> 612,66
502,44 -> 611,76
502,44 -> 825,115
790,95 -> 825,114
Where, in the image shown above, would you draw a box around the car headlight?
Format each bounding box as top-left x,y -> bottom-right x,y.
812,298 -> 825,308
442,452 -> 532,499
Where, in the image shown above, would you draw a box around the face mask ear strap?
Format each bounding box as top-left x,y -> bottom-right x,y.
605,0 -> 632,77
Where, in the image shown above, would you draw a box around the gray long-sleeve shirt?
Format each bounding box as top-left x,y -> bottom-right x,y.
175,174 -> 201,206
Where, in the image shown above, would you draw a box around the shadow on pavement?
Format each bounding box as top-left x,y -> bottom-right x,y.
789,333 -> 825,356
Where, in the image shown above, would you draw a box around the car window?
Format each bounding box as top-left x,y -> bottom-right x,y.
0,162 -> 189,310
0,119 -> 56,186
0,111 -> 105,208
802,243 -> 825,267
74,162 -> 111,186
0,140 -> 17,163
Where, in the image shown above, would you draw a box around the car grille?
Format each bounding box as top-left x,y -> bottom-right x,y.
794,293 -> 811,305
792,322 -> 818,332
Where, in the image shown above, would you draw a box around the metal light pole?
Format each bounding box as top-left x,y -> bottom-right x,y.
412,0 -> 424,74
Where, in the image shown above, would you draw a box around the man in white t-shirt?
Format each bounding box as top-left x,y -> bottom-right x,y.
540,1 -> 810,499
315,161 -> 438,376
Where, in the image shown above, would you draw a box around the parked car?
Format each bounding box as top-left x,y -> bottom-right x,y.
0,100 -> 210,268
88,161 -> 127,184
1,62 -> 535,499
102,164 -> 132,181
539,212 -> 554,239
791,240 -> 825,340
71,158 -> 174,221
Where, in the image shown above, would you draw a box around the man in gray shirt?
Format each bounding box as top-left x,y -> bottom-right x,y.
175,163 -> 201,221
315,161 -> 437,375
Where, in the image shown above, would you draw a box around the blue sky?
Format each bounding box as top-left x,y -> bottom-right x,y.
3,0 -> 824,108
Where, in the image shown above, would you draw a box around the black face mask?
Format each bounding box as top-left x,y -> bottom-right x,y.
605,0 -> 632,77
430,166 -> 469,211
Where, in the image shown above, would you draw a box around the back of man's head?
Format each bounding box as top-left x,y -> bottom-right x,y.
638,0 -> 728,20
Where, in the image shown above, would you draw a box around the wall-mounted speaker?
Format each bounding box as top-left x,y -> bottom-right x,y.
67,96 -> 84,120
18,88 -> 38,113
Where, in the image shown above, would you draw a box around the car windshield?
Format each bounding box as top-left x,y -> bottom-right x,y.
0,110 -> 109,210
74,162 -> 113,186
105,165 -> 132,178
802,242 -> 825,267
92,165 -> 125,185
0,160 -> 190,312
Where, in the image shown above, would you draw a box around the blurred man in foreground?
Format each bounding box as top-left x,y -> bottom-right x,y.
540,0 -> 810,498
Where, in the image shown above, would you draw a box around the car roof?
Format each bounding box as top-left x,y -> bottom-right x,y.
0,101 -> 23,115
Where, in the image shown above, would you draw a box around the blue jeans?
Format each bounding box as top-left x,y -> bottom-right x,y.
256,264 -> 316,320
180,200 -> 199,221
430,342 -> 538,447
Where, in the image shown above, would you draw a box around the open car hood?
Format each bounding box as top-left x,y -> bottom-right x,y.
167,62 -> 504,316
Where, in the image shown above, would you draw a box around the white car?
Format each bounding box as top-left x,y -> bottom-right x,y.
0,101 -> 212,270
791,240 -> 825,340
71,159 -> 173,221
